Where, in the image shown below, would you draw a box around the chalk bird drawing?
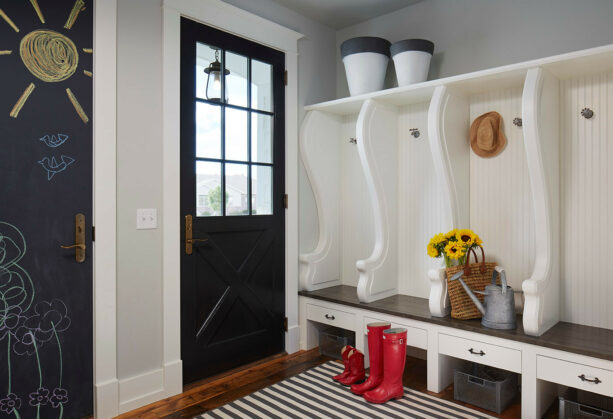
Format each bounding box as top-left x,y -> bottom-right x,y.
40,134 -> 69,148
37,155 -> 75,180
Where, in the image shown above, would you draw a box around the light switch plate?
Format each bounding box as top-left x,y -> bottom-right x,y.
136,208 -> 157,229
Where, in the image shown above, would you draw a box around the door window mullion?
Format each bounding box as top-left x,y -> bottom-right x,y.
221,65 -> 227,216
247,57 -> 253,215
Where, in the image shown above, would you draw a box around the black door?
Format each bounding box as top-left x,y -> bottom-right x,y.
180,18 -> 286,384
0,1 -> 93,417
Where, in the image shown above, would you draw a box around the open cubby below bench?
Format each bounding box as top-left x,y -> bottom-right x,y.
299,286 -> 613,418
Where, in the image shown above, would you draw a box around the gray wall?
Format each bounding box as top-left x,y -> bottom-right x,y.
117,0 -> 164,380
116,0 -> 335,381
336,0 -> 613,97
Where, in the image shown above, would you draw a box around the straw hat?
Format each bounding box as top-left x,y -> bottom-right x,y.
469,111 -> 507,158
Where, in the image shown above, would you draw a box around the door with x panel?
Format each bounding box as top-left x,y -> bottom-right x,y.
180,18 -> 286,383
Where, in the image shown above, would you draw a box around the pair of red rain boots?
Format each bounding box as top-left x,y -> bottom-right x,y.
351,323 -> 407,404
332,345 -> 365,385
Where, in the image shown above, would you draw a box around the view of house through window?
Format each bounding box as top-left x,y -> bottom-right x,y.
195,42 -> 274,216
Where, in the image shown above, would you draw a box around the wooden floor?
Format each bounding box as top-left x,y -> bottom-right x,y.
117,349 -> 556,418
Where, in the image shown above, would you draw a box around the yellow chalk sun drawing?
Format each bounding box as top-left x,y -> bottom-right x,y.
1,0 -> 91,123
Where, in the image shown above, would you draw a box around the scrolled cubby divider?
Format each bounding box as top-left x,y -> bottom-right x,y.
299,99 -> 400,302
355,99 -> 399,303
299,110 -> 342,291
521,67 -> 560,336
426,85 -> 470,317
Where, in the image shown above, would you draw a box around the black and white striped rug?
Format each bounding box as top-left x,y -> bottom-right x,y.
198,361 -> 495,418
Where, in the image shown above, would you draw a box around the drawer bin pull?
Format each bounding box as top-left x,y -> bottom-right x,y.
578,374 -> 602,384
325,314 -> 335,320
468,348 -> 485,356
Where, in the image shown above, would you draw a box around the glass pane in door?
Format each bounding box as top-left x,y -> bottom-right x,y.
196,102 -> 221,158
196,42 -> 223,101
225,163 -> 249,215
252,165 -> 272,215
251,113 -> 273,164
225,51 -> 248,107
196,161 -> 222,216
251,59 -> 273,112
225,108 -> 248,161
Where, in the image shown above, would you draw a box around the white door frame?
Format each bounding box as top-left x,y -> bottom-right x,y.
162,0 -> 303,401
93,0 -> 119,418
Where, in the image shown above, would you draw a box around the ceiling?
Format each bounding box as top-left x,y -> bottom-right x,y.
272,0 -> 423,29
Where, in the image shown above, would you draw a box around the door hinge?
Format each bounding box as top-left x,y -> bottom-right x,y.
92,226 -> 95,242
283,193 -> 288,209
283,317 -> 288,332
284,70 -> 288,86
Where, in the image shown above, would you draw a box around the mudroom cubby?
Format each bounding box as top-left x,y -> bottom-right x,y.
300,44 -> 613,418
300,93 -> 449,303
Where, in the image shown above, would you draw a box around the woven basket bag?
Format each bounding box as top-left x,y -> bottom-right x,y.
445,246 -> 497,320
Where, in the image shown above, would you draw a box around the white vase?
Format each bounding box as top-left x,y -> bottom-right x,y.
391,39 -> 434,86
341,37 -> 390,96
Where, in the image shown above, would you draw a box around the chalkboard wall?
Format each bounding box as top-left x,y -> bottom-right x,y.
0,1 -> 93,417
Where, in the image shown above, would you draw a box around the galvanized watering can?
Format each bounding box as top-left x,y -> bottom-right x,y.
449,266 -> 516,330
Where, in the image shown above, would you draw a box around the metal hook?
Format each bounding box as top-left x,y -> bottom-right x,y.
581,108 -> 594,119
513,117 -> 522,127
409,128 -> 420,138
349,137 -> 357,144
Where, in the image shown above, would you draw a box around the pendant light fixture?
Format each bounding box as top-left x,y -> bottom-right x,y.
204,48 -> 230,103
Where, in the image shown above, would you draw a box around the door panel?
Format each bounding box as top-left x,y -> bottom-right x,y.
180,19 -> 285,383
0,1 -> 93,417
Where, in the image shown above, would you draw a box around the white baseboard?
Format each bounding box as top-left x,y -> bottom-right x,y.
164,359 -> 183,397
95,378 -> 119,419
118,368 -> 165,414
286,324 -> 300,354
117,360 -> 183,414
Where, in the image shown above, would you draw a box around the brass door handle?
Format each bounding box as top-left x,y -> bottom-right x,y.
186,238 -> 208,244
61,213 -> 86,263
60,244 -> 86,250
185,215 -> 208,255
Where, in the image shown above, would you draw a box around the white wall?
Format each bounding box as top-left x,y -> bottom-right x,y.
115,0 -> 335,400
336,0 -> 613,98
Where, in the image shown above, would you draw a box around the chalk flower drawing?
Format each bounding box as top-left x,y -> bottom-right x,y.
0,222 -> 70,417
28,388 -> 49,407
0,393 -> 21,414
49,388 -> 68,408
0,307 -> 26,342
24,300 -> 71,345
37,155 -> 75,180
40,134 -> 69,148
1,1 -> 92,122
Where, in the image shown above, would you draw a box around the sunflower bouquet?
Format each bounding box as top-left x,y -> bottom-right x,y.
427,229 -> 483,268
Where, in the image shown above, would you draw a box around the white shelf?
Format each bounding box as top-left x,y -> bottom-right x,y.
305,44 -> 613,115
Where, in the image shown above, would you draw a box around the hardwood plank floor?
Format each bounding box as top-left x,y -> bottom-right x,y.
118,349 -> 555,418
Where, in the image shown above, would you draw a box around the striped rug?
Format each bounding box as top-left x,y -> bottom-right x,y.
199,361 -> 496,418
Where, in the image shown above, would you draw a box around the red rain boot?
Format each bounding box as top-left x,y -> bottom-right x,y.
338,349 -> 365,386
351,322 -> 391,395
363,328 -> 407,403
332,345 -> 354,381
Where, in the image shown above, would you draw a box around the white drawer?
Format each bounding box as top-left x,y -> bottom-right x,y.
363,316 -> 427,350
306,303 -> 355,330
439,333 -> 521,373
537,355 -> 613,397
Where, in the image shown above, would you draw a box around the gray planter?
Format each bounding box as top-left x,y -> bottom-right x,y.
341,36 -> 391,96
391,39 -> 434,86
